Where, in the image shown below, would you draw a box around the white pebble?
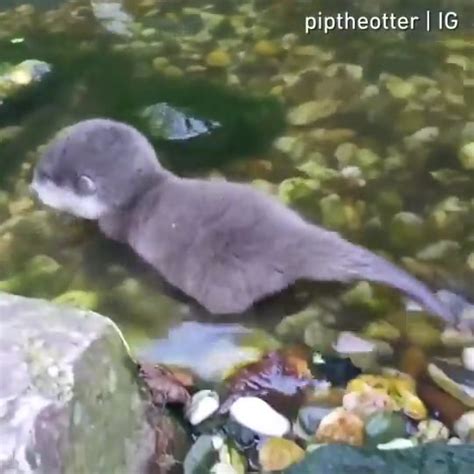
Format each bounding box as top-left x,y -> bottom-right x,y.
185,390 -> 219,426
229,396 -> 290,437
462,347 -> 474,371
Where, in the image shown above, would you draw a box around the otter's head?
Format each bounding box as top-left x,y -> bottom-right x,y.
31,118 -> 166,220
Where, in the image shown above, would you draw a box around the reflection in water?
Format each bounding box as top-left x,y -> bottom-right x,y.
139,321 -> 268,381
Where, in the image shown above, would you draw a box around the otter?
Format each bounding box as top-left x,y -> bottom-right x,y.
30,118 -> 453,322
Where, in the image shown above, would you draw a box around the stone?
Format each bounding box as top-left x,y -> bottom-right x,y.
453,411 -> 474,442
254,40 -> 281,57
363,320 -> 401,343
0,292 -> 166,474
332,331 -> 378,372
297,405 -> 334,435
364,412 -> 407,447
315,408 -> 364,446
462,347 -> 474,371
459,142 -> 474,170
343,388 -> 396,420
428,360 -> 474,408
229,397 -> 290,437
185,390 -> 220,426
415,419 -> 449,443
258,438 -> 305,471
206,49 -> 232,68
287,100 -> 340,126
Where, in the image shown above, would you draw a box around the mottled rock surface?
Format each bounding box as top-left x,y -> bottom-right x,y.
0,292 -> 155,474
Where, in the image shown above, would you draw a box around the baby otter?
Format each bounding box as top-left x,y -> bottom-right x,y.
31,118 -> 453,321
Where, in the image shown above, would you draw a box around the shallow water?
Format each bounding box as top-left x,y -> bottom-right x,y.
0,0 -> 472,368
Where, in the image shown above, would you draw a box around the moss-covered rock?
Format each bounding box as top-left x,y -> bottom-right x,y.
0,292 -> 186,474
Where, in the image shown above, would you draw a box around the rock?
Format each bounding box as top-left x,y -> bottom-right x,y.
315,408 -> 364,446
183,434 -> 219,474
390,212 -> 425,249
186,390 -> 220,426
459,142 -> 474,170
52,290 -> 100,311
229,397 -> 291,437
343,388 -> 396,419
140,102 -> 220,141
346,374 -> 427,421
254,40 -> 281,57
417,382 -> 467,430
377,438 -> 417,450
363,320 -> 401,343
415,419 -> 449,443
453,411 -> 474,442
303,321 -> 337,352
463,348 -> 474,371
287,100 -> 340,126
258,438 -> 305,472
332,332 -> 378,372
404,319 -> 441,350
0,292 -> 160,473
428,360 -> 474,408
384,76 -> 416,99
364,412 -> 407,447
284,443 -> 474,474
206,49 -> 232,68
297,405 -> 334,435
441,328 -> 474,348
416,240 -> 461,261
0,59 -> 52,99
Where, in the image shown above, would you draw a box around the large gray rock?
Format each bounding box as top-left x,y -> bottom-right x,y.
0,292 -> 158,474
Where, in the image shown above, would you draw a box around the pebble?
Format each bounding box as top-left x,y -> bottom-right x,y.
459,142 -> 474,170
297,405 -> 334,435
343,388 -> 396,419
254,40 -> 280,57
364,412 -> 407,447
287,100 -> 340,126
453,411 -> 474,442
258,438 -> 305,471
206,49 -> 231,68
415,419 -> 449,443
377,438 -> 416,450
186,390 -> 220,426
229,397 -> 290,437
462,347 -> 474,371
315,408 -> 364,446
428,360 -> 474,408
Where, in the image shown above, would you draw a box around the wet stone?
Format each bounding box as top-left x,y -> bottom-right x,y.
0,292 -> 161,474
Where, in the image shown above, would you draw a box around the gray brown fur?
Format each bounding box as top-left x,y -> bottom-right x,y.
32,119 -> 453,322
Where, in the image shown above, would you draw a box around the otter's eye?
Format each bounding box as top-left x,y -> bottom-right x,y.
76,174 -> 96,195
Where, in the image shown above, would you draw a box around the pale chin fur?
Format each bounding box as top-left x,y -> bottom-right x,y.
31,179 -> 107,220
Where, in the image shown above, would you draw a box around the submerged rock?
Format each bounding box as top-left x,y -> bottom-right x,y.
287,100 -> 340,126
141,102 -> 221,141
364,412 -> 407,447
415,419 -> 449,443
428,360 -> 474,408
284,443 -> 474,473
297,405 -> 334,436
259,438 -> 304,472
0,292 -> 157,473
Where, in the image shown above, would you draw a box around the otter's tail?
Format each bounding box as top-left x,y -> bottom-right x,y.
353,248 -> 454,323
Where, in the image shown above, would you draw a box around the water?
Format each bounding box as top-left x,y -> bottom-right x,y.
0,0 -> 472,365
